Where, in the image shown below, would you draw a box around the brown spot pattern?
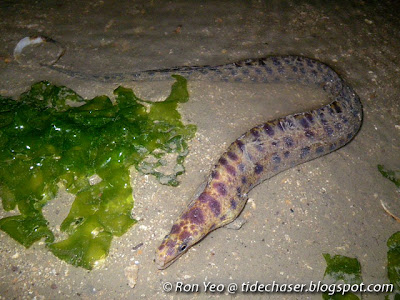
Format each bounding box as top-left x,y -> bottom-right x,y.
213,182 -> 227,196
184,207 -> 205,225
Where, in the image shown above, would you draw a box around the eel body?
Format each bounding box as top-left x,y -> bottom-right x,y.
150,56 -> 363,269
48,54 -> 363,269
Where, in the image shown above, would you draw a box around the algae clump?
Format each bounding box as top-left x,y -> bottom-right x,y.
0,76 -> 196,269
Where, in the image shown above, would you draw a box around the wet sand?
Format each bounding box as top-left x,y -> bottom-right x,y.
0,1 -> 399,299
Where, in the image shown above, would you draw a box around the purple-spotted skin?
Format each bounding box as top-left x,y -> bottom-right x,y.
154,56 -> 362,269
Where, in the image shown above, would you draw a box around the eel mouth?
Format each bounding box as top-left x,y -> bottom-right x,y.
155,251 -> 184,270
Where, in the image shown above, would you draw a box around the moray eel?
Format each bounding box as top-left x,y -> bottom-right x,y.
153,56 -> 363,269
47,54 -> 363,269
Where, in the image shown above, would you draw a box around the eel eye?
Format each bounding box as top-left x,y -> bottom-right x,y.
178,242 -> 187,253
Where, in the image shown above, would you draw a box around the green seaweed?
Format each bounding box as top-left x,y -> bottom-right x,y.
378,165 -> 400,188
387,231 -> 400,298
322,293 -> 360,300
0,76 -> 196,269
322,254 -> 362,300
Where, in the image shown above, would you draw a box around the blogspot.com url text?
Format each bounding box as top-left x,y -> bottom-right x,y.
162,281 -> 393,295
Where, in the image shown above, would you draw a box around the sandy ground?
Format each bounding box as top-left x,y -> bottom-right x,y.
0,1 -> 400,299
